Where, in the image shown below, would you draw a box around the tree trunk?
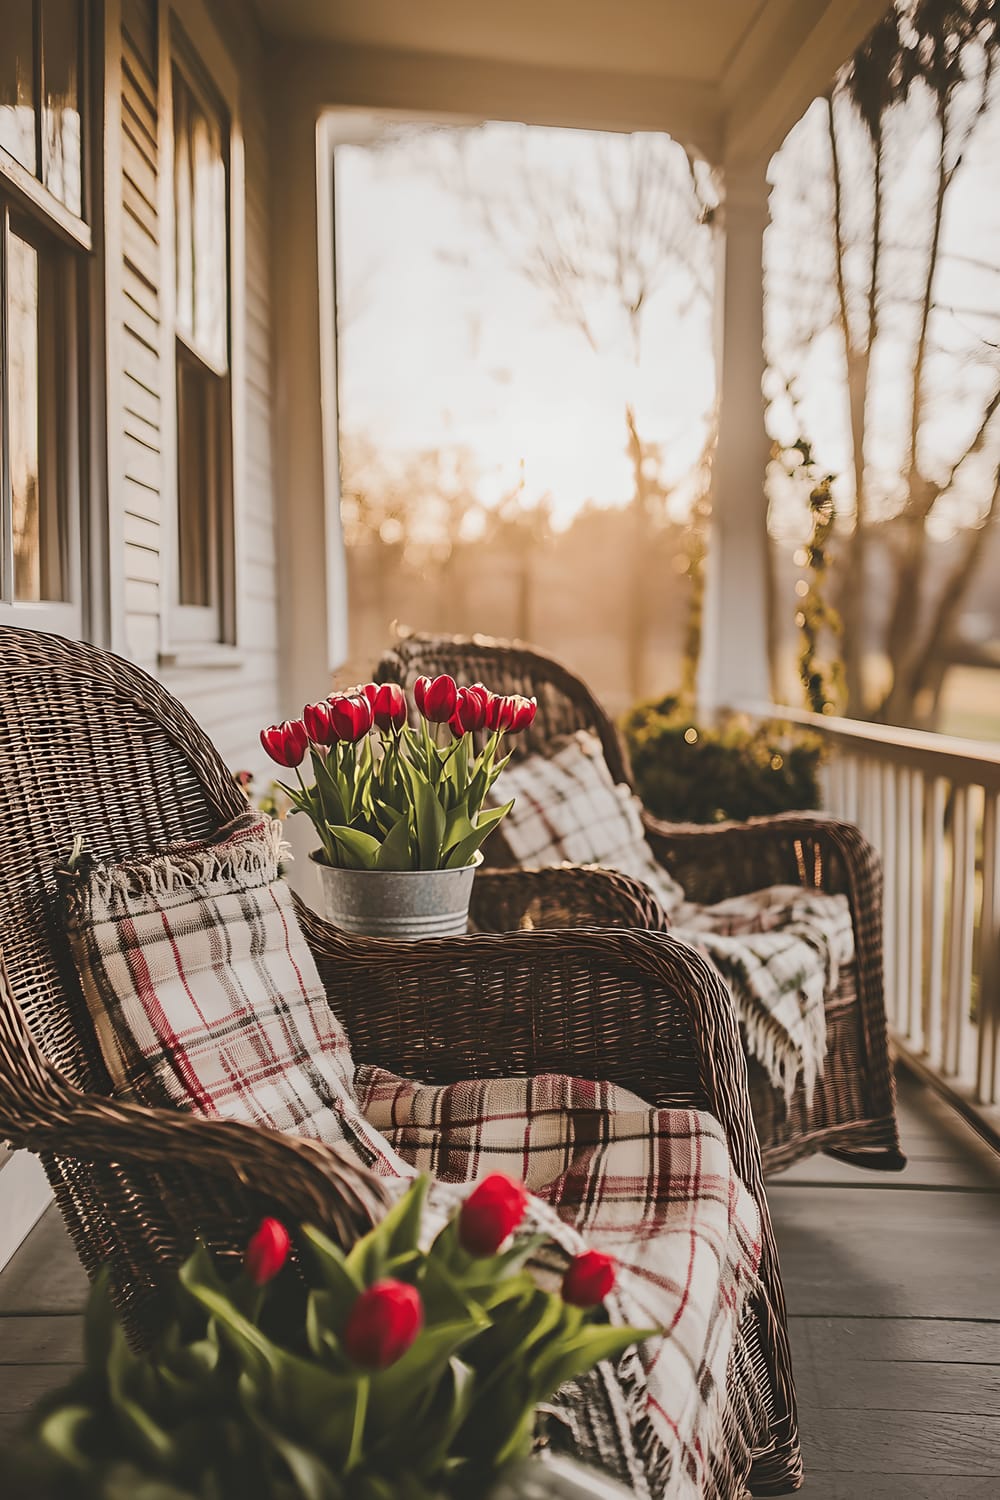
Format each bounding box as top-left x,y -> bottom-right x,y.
624,404 -> 652,703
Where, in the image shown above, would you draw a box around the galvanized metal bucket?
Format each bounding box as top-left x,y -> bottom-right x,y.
310,852 -> 483,939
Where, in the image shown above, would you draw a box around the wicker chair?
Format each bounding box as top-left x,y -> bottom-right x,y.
0,625 -> 801,1494
376,631 -> 905,1177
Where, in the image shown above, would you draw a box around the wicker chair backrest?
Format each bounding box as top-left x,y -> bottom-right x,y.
376,632 -> 636,788
0,625 -> 247,1096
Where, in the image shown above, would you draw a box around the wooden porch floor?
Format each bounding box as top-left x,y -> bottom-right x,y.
1,1071 -> 998,1495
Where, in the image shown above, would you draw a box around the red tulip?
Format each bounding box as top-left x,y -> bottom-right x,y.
245,1218 -> 291,1285
562,1249 -> 617,1307
486,694 -> 537,734
260,720 -> 309,768
328,692 -> 373,742
371,681 -> 408,732
343,1279 -> 423,1370
414,674 -> 458,723
508,695 -> 537,733
458,1173 -> 529,1256
303,700 -> 337,746
450,685 -> 489,735
361,683 -> 379,708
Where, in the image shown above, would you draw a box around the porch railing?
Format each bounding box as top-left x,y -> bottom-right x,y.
738,703 -> 1000,1143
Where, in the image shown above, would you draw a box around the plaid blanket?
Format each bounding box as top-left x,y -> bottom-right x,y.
60,819 -> 763,1497
673,885 -> 855,1105
359,1067 -> 764,1499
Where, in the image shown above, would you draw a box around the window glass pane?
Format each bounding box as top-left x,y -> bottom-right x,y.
0,1 -> 37,175
176,351 -> 220,608
7,231 -> 67,602
42,0 -> 83,215
173,68 -> 194,344
172,63 -> 227,369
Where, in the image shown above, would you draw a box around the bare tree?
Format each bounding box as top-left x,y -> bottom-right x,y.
770,0 -> 1000,728
456,130 -> 715,701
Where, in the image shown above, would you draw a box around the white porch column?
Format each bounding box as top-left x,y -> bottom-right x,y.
268,93 -> 349,721
697,164 -> 773,717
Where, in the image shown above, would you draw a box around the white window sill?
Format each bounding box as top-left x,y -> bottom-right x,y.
158,644 -> 245,672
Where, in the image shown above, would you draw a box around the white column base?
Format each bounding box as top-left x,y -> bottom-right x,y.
0,1151 -> 53,1273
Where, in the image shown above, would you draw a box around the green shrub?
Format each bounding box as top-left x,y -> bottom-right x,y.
622,695 -> 823,825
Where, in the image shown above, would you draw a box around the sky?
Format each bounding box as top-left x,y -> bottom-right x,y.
333,122 -> 717,530
333,95 -> 1000,541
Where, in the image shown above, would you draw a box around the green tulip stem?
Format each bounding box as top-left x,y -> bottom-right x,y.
345,1374 -> 370,1473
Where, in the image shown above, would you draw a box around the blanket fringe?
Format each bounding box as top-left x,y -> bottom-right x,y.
70,815 -> 288,915
738,989 -> 828,1108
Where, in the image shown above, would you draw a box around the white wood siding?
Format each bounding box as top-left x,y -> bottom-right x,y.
113,0 -> 281,771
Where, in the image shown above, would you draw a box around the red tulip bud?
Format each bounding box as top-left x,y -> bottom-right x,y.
372,681 -> 408,732
303,700 -> 337,746
486,694 -> 537,734
562,1249 -> 617,1307
458,1173 -> 529,1256
328,692 -> 374,742
343,1279 -> 423,1369
414,674 -> 458,724
507,695 -> 537,734
260,720 -> 309,768
244,1218 -> 291,1285
451,685 -> 489,735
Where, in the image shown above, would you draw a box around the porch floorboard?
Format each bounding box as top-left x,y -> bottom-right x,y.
0,1071 -> 998,1491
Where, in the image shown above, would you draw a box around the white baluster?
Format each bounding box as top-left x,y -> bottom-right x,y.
925,777 -> 947,1069
944,785 -> 975,1081
908,770 -> 925,1052
880,762 -> 898,1027
895,765 -> 912,1046
844,755 -> 859,825
977,790 -> 1000,1106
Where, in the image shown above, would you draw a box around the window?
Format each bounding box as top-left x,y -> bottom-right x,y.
0,0 -> 86,631
170,42 -> 233,644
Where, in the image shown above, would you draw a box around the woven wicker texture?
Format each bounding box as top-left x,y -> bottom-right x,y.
0,625 -> 801,1494
376,630 -> 905,1179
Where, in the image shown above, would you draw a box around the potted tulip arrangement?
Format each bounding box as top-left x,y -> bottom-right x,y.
260,676 -> 536,938
2,1175 -> 646,1500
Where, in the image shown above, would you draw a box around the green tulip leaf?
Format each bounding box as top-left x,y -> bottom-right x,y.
346,1176 -> 430,1283
444,801 -> 513,868
328,826 -> 383,870
374,813 -> 414,871
83,1268 -> 116,1373
36,1404 -> 95,1471
528,1323 -> 653,1401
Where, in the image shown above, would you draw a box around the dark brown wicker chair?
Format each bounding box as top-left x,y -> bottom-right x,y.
376,631 -> 905,1177
0,625 -> 800,1494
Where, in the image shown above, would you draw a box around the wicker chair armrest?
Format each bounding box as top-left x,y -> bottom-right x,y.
470,865 -> 670,934
641,808 -> 880,910
297,901 -> 759,1179
5,1086 -> 389,1249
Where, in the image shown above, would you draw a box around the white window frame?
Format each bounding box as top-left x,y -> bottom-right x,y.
157,0 -> 246,666
0,0 -> 91,639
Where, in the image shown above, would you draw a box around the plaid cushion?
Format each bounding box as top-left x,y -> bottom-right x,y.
489,733 -> 685,916
58,813 -> 401,1172
358,1065 -> 762,1498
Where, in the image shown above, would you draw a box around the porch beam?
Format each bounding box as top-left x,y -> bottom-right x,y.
697,164 -> 773,718
267,40 -> 724,161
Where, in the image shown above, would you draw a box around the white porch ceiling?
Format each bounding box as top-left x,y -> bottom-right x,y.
254,0 -> 892,165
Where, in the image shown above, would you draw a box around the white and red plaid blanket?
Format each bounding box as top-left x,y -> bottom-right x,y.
673,885 -> 855,1105
60,818 -> 764,1498
490,734 -> 855,1104
360,1067 -> 764,1499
